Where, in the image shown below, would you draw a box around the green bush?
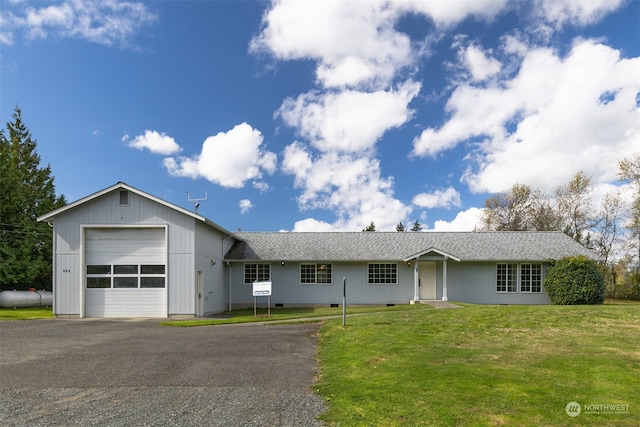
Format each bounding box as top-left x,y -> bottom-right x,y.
544,256 -> 605,305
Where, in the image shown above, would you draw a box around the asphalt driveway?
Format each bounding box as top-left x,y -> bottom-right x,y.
0,319 -> 326,426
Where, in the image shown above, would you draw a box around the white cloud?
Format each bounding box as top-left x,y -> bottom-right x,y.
413,187 -> 462,209
254,0 -> 631,231
251,0 -> 517,89
277,82 -> 420,153
239,199 -> 253,214
1,0 -> 156,47
533,0 -> 625,27
251,0 -> 413,89
291,217 -> 335,232
128,130 -> 182,155
413,39 -> 640,194
462,44 -> 502,82
432,207 -> 484,231
282,147 -> 412,231
164,123 -> 277,189
253,181 -> 270,193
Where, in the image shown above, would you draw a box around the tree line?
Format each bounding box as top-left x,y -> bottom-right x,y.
480,159 -> 640,299
0,107 -> 66,290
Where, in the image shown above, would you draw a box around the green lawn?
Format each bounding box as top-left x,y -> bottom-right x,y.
315,303 -> 640,426
0,306 -> 53,320
161,304 -> 422,326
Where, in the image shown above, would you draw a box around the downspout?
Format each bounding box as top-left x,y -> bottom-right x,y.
222,235 -> 234,312
413,259 -> 420,301
442,257 -> 448,301
46,221 -> 56,316
227,261 -> 232,311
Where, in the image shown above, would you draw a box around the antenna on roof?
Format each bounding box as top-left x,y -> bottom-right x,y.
187,191 -> 208,214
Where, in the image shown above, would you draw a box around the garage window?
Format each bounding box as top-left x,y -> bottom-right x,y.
86,264 -> 165,288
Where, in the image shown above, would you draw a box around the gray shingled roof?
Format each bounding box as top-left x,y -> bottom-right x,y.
224,231 -> 601,262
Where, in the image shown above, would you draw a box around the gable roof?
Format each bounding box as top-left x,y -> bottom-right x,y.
37,182 -> 235,237
224,231 -> 602,262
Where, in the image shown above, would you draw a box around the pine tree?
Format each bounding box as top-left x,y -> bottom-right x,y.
411,220 -> 422,232
396,221 -> 405,232
363,221 -> 376,232
0,107 -> 66,290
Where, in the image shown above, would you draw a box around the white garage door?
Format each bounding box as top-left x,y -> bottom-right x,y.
84,228 -> 166,317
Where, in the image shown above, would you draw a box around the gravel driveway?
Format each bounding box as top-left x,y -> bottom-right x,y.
0,319 -> 326,426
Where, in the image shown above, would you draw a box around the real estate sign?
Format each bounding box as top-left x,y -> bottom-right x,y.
253,281 -> 272,296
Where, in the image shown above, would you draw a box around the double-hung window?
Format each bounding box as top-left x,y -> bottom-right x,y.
244,263 -> 270,284
300,263 -> 332,284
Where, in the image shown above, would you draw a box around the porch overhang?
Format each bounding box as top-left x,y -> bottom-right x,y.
403,247 -> 461,263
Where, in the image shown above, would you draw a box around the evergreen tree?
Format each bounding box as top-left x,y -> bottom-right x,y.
363,221 -> 376,232
411,220 -> 422,232
0,107 -> 66,290
396,221 -> 405,232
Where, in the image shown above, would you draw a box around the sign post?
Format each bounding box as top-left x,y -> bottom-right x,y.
253,281 -> 272,317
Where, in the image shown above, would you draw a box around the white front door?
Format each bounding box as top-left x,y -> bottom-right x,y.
419,262 -> 436,300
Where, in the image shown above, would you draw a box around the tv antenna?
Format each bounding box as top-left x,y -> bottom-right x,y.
187,191 -> 208,214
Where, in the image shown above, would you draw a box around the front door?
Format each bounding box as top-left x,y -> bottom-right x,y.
419,262 -> 436,300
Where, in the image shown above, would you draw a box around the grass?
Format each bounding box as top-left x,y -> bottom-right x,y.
160,304 -> 424,326
0,306 -> 53,320
314,302 -> 640,426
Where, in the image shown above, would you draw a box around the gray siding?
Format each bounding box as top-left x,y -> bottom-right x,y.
194,221 -> 230,315
447,262 -> 552,304
229,261 -> 415,307
51,190 -> 199,316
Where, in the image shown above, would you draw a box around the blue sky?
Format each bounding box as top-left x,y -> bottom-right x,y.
1,0 -> 639,232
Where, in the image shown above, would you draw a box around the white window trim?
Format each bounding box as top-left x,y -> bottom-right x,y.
243,263 -> 271,284
299,263 -> 333,285
495,263 -> 544,294
367,262 -> 398,285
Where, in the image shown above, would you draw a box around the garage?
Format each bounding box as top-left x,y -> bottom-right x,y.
84,227 -> 167,317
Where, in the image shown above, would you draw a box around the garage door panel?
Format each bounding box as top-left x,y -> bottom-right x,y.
86,289 -> 165,317
85,228 -> 165,265
84,227 -> 166,318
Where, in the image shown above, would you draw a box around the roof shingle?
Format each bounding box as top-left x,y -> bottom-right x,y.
224,231 -> 601,262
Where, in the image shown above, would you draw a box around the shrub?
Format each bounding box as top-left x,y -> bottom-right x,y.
544,256 -> 605,305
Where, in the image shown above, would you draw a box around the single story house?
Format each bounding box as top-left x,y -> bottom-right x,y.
38,182 -> 601,318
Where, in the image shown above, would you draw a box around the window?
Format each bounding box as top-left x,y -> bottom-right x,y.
119,190 -> 129,205
368,263 -> 397,284
520,264 -> 542,293
244,263 -> 270,284
86,264 -> 165,289
300,263 -> 332,284
496,263 -> 517,292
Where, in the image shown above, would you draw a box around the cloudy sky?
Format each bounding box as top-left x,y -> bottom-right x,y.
1,0 -> 638,232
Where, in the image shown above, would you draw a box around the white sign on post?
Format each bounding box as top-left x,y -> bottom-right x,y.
253,281 -> 272,296
253,281 -> 272,317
